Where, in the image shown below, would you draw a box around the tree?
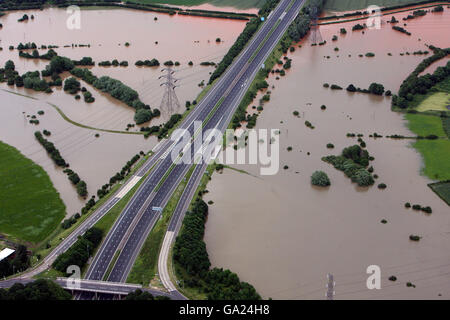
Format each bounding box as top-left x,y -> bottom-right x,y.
5,60 -> 15,71
126,289 -> 154,300
63,77 -> 80,93
346,84 -> 357,92
368,83 -> 385,95
311,171 -> 331,187
76,180 -> 87,197
0,279 -> 72,300
134,109 -> 153,124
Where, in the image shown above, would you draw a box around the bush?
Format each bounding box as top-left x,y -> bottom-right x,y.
134,109 -> 153,124
368,83 -> 385,95
311,171 -> 331,187
378,183 -> 387,189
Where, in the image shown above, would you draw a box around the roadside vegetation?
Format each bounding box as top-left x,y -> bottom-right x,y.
173,197 -> 261,300
0,279 -> 71,300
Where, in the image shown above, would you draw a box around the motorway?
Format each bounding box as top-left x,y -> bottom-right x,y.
158,0 -> 307,296
81,0 -> 306,297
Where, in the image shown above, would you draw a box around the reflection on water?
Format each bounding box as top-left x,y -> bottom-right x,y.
204,9 -> 450,299
0,7 -> 246,216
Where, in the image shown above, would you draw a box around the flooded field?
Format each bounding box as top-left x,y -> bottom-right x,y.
204,8 -> 450,299
0,7 -> 246,217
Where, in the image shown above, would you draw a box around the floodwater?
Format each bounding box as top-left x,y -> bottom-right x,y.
0,7 -> 246,217
204,8 -> 450,299
0,7 -> 246,128
177,3 -> 259,15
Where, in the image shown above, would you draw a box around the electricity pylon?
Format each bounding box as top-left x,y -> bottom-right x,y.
309,7 -> 323,45
159,67 -> 181,114
326,273 -> 335,300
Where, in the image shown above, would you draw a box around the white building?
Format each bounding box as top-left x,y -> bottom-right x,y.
0,248 -> 15,262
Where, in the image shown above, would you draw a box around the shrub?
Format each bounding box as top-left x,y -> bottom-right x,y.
134,109 -> 153,124
330,84 -> 343,90
311,171 -> 331,187
378,183 -> 387,189
409,235 -> 420,241
351,169 -> 374,186
326,143 -> 334,149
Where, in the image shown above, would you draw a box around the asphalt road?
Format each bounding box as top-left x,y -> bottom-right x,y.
81,0 -> 305,299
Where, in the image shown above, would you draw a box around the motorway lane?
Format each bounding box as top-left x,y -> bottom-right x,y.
84,0 -> 295,286
156,0 -> 307,294
106,0 -> 306,285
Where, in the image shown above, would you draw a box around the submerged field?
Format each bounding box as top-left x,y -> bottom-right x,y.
0,141 -> 65,243
133,0 -> 266,9
324,0 -> 426,11
203,6 -> 450,300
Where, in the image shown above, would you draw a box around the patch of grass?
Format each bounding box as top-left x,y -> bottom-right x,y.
0,140 -> 65,244
417,92 -> 450,112
405,113 -> 450,180
407,77 -> 450,111
428,180 -> 450,205
442,116 -> 450,138
405,113 -> 446,137
411,139 -> 450,180
127,166 -> 194,286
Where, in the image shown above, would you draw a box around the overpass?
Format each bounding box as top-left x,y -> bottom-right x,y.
0,278 -> 182,299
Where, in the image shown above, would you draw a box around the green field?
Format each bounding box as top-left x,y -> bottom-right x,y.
417,92 -> 450,112
405,113 -> 447,137
408,77 -> 450,111
324,0 -> 424,11
133,0 -> 266,9
443,117 -> 450,137
428,181 -> 450,205
405,114 -> 450,180
411,139 -> 450,180
0,141 -> 65,244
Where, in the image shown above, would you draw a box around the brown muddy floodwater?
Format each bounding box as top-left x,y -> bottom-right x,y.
204,9 -> 450,299
0,7 -> 246,217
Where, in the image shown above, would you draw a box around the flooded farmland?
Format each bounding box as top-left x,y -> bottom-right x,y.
204,8 -> 450,299
0,7 -> 247,216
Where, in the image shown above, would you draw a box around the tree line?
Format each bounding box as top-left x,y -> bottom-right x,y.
208,0 -> 282,85
52,227 -> 103,274
0,279 -> 72,300
173,198 -> 261,300
34,131 -> 88,197
392,47 -> 450,109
